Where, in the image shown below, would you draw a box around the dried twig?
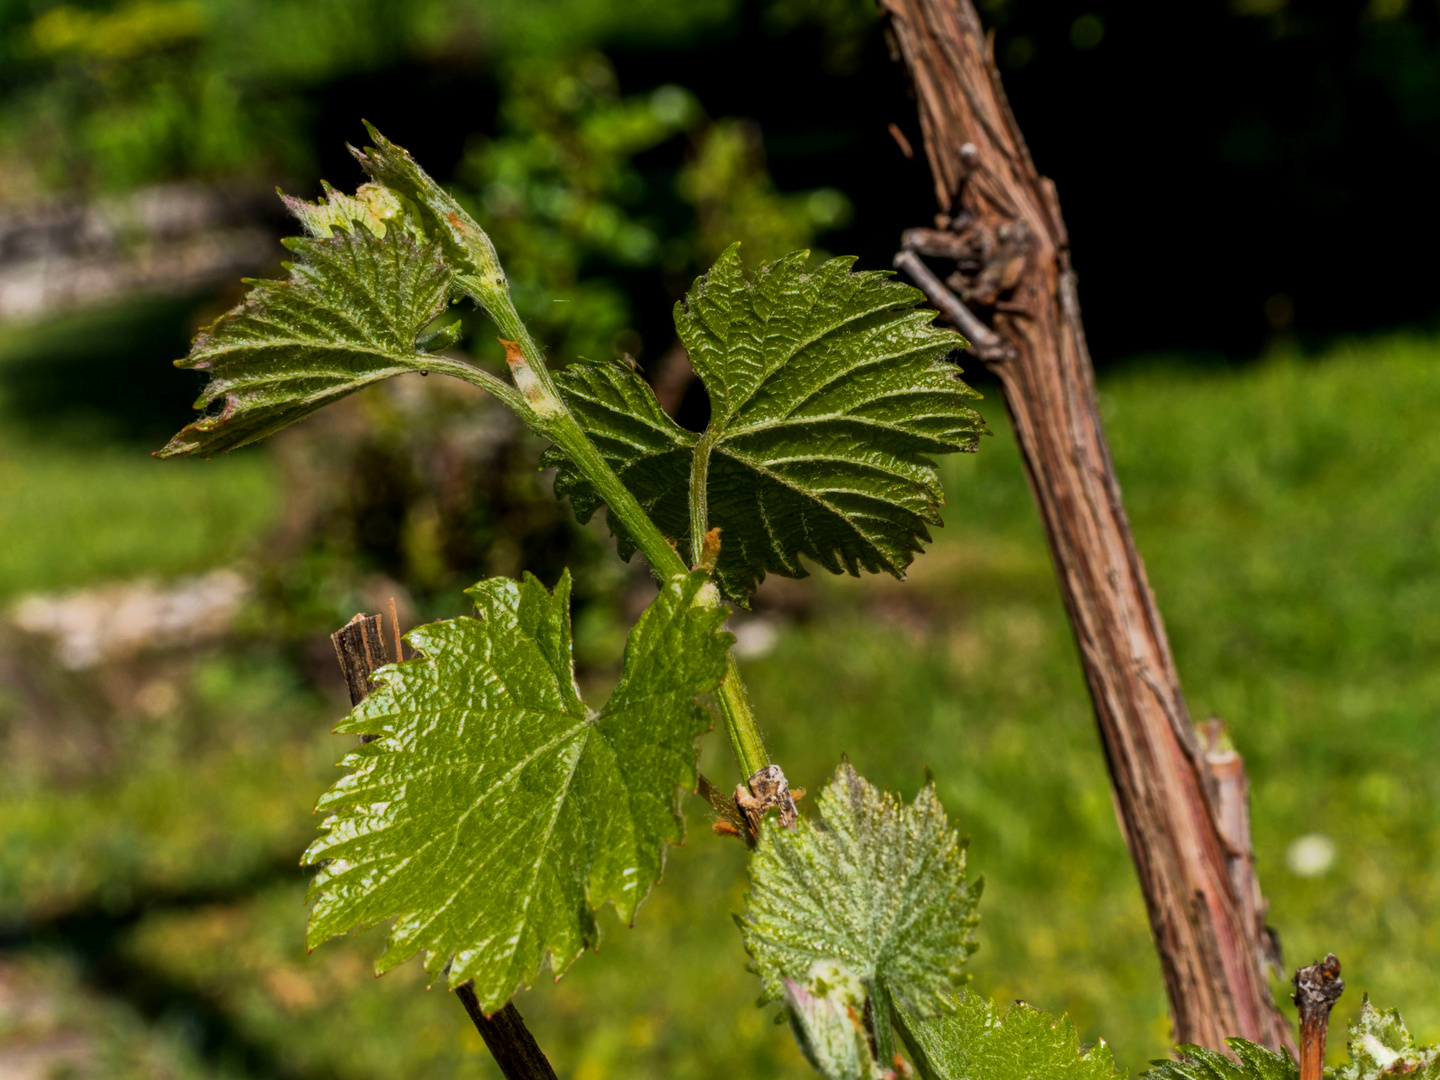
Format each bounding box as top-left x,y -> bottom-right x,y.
893,249 -> 1011,361
387,596 -> 404,663
1294,955 -> 1344,1080
328,613 -> 557,1080
331,613 -> 389,710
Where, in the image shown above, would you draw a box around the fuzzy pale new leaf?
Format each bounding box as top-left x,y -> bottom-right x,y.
1337,1000 -> 1440,1080
304,570 -> 731,1013
546,244 -> 986,602
785,975 -> 883,1080
738,762 -> 980,1016
158,189 -> 451,459
903,993 -> 1122,1080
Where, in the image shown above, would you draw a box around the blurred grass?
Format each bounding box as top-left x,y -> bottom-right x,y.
3,332 -> 1439,1077
0,300 -> 280,599
0,446 -> 276,599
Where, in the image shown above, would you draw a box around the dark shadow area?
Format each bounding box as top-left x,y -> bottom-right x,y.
0,295 -> 225,446
1,859 -> 325,1080
607,1 -> 1440,363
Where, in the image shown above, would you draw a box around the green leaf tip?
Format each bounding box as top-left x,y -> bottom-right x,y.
1146,1041 -> 1295,1080
739,762 -> 980,1018
349,124 -> 509,313
548,243 -> 988,603
903,993 -> 1123,1080
304,568 -> 733,1013
157,206 -> 451,459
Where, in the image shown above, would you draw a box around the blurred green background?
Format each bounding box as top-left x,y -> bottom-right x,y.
2,0 -> 1439,1078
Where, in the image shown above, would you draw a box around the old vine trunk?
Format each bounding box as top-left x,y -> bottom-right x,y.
881,0 -> 1295,1053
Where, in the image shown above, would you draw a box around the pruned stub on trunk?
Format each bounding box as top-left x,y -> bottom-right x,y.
881,0 -> 1295,1056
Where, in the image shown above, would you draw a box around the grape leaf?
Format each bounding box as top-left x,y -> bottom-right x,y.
1338,1000 -> 1440,1080
304,569 -> 731,1013
546,244 -> 986,602
158,189 -> 451,459
902,993 -> 1122,1080
1145,1040 -> 1295,1080
738,762 -> 980,1017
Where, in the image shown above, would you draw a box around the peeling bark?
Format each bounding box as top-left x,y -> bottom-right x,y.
882,0 -> 1294,1053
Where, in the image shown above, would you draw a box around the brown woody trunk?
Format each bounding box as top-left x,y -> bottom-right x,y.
881,0 -> 1295,1053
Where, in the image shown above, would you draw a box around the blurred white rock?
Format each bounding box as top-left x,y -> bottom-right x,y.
11,569 -> 250,669
730,616 -> 780,660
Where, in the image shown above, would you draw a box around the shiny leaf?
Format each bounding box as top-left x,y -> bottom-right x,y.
739,762 -> 980,1016
304,569 -> 731,1013
548,243 -> 986,601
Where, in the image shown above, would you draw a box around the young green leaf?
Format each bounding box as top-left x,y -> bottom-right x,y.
349,123 -> 511,315
901,993 -> 1122,1080
304,569 -> 731,1013
547,244 -> 986,601
158,193 -> 451,459
738,762 -> 980,1018
1145,1040 -> 1295,1080
280,179 -> 414,241
1337,1000 -> 1440,1080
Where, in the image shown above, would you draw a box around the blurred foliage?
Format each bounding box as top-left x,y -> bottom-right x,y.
3,0 -> 1439,356
0,0 -> 744,200
261,380 -> 609,627
455,53 -> 701,364
454,49 -> 850,365
5,333 -> 1440,1078
0,441 -> 273,599
0,951 -> 230,1080
680,117 -> 850,265
0,634 -> 332,920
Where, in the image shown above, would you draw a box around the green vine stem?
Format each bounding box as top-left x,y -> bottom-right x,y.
688,431 -> 716,565
715,652 -> 769,780
451,276 -> 772,785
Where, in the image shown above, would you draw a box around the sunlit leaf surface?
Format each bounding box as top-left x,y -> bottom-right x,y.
304,569 -> 731,1012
